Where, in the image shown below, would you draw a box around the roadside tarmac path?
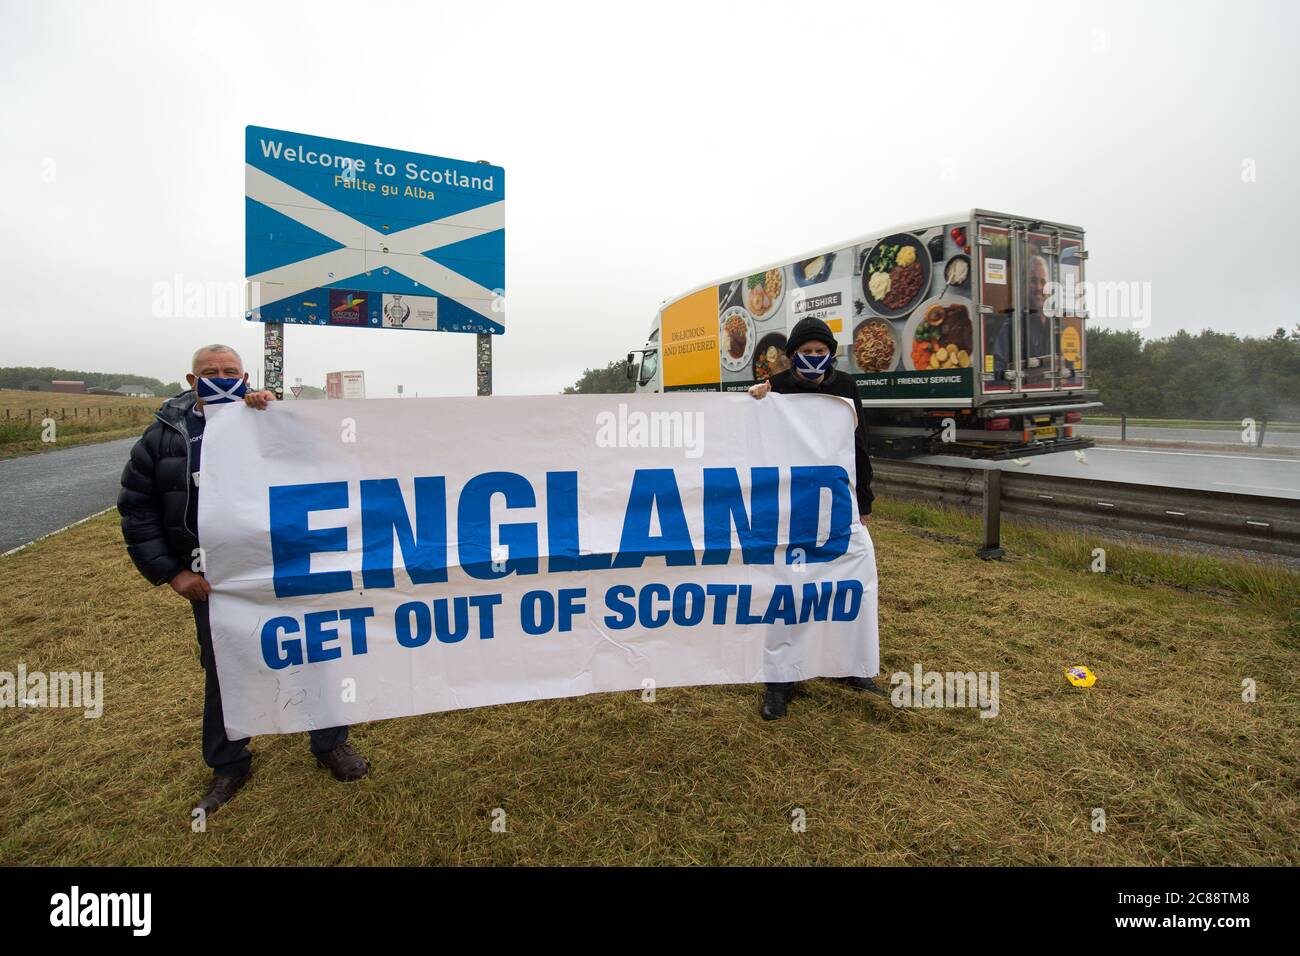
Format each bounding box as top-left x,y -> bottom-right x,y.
0,437 -> 138,555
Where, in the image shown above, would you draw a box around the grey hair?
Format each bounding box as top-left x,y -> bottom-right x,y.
191,344 -> 242,372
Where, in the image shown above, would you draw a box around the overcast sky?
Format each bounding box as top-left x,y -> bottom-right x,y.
2,0 -> 1297,397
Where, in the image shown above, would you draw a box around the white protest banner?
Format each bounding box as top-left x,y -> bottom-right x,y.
200,392 -> 878,737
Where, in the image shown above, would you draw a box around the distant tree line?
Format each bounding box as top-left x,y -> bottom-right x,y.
0,367 -> 183,397
562,360 -> 636,395
1088,327 -> 1300,421
11,327 -> 1299,421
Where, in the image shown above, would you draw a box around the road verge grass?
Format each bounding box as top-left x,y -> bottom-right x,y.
0,510 -> 1295,865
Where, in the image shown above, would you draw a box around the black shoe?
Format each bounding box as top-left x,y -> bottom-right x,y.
761,686 -> 792,721
194,770 -> 251,818
833,675 -> 890,698
315,743 -> 370,781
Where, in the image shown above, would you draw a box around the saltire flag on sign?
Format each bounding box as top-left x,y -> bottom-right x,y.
200,393 -> 879,737
244,125 -> 504,334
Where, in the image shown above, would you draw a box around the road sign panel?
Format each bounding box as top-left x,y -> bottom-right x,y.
245,126 -> 504,334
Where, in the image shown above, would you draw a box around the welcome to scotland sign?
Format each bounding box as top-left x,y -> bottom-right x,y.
244,126 -> 505,334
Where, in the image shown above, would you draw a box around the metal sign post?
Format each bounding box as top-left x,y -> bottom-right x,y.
264,321 -> 284,400
476,332 -> 493,396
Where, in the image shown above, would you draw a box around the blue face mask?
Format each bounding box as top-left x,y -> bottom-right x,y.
196,376 -> 247,404
793,351 -> 834,378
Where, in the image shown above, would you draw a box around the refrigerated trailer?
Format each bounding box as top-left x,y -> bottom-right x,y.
626,209 -> 1100,459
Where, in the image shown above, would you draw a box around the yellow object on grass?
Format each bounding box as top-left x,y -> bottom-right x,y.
1066,666 -> 1097,687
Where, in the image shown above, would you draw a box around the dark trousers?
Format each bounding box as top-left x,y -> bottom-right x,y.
192,600 -> 348,777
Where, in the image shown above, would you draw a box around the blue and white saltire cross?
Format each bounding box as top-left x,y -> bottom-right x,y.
244,126 -> 505,334
196,377 -> 248,404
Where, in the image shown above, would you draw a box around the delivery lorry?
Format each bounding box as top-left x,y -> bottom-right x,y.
626,210 -> 1100,459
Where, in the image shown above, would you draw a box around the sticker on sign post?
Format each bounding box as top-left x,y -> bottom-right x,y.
382,293 -> 438,330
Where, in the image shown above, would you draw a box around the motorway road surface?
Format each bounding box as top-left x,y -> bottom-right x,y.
0,437 -> 137,554
1077,423 -> 1300,450
1,433 -> 1297,557
918,444 -> 1300,500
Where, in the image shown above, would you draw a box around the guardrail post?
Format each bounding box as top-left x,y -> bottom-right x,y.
1120,413 -> 1127,442
976,469 -> 1005,560
1257,417 -> 1267,448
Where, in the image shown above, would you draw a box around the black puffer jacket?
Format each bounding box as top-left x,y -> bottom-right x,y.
117,391 -> 199,586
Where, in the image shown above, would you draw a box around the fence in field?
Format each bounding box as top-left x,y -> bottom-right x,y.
2,405 -> 156,423
0,403 -> 159,449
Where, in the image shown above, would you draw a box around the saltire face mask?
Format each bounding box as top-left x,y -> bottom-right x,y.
196,377 -> 248,404
793,352 -> 834,377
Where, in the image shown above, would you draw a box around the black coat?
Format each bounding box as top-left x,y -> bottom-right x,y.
767,365 -> 874,514
117,392 -> 200,586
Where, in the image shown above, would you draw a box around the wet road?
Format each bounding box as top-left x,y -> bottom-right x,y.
1,431 -> 1297,557
1077,423 -> 1300,450
0,437 -> 136,554
917,444 -> 1300,500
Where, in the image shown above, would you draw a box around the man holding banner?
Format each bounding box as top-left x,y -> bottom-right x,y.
117,345 -> 370,820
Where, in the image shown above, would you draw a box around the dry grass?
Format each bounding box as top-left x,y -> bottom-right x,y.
0,389 -> 162,457
0,509 -> 1296,866
876,499 -> 1300,623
